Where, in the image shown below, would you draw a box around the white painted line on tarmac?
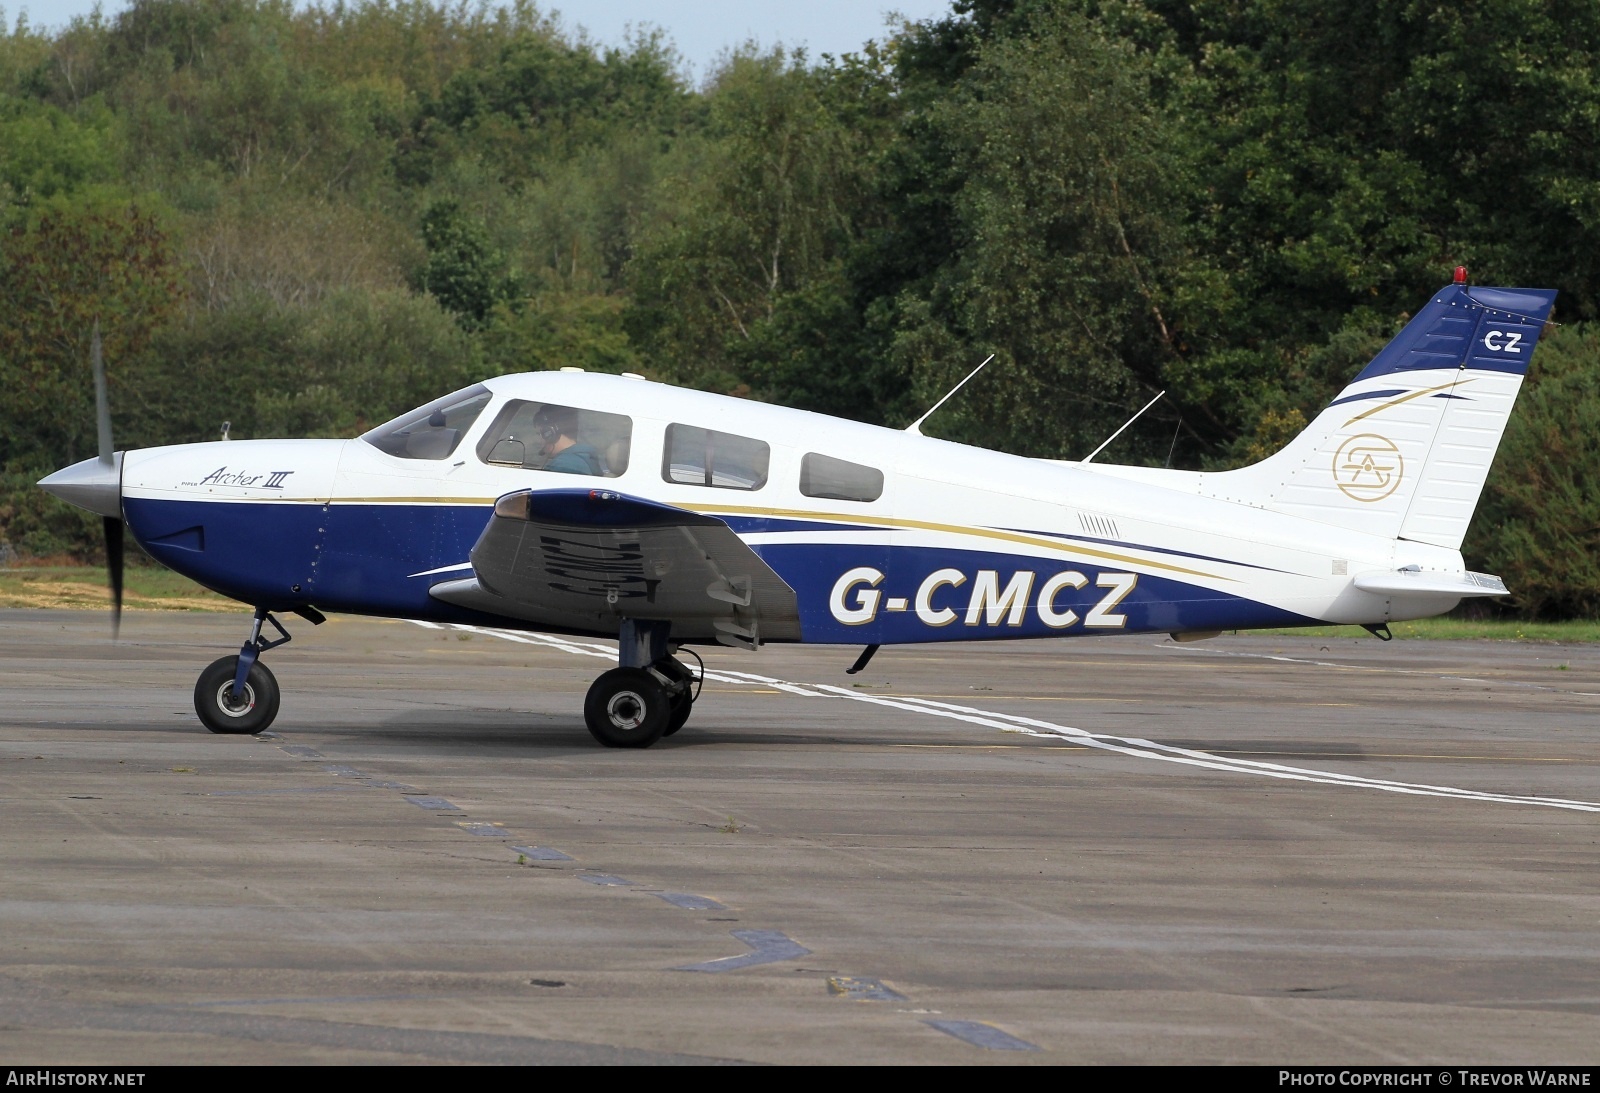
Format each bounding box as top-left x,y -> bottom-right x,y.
407,621 -> 1600,813
834,690 -> 1600,813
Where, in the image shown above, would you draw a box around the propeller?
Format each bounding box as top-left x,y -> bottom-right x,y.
91,319 -> 123,639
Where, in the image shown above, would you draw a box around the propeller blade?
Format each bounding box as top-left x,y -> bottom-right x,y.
92,319 -> 113,467
92,318 -> 122,638
105,515 -> 123,639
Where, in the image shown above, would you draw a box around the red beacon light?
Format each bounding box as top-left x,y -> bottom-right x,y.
1454,265 -> 1468,284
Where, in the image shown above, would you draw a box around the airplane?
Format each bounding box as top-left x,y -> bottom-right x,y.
37,270 -> 1557,748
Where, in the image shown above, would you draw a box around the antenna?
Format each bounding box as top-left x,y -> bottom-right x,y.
1082,390 -> 1164,464
905,354 -> 996,436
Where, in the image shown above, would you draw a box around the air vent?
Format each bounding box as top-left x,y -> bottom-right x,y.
1078,512 -> 1120,539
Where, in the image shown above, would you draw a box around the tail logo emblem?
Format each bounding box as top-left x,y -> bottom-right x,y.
1333,434 -> 1404,502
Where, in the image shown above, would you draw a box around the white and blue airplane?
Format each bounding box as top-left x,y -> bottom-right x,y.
39,274 -> 1557,747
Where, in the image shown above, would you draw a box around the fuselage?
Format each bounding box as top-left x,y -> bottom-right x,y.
117,371 -> 1467,644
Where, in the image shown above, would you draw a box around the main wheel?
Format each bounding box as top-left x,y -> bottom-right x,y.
654,655 -> 696,738
194,655 -> 280,735
664,689 -> 693,737
584,667 -> 668,748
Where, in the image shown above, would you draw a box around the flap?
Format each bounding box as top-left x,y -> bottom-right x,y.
430,488 -> 801,643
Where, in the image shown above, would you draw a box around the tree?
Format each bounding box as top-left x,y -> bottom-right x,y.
0,201 -> 180,467
417,198 -> 514,327
1466,322 -> 1600,618
882,7 -> 1196,460
627,48 -> 885,407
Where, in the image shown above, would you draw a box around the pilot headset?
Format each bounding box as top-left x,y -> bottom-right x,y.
533,408 -> 568,444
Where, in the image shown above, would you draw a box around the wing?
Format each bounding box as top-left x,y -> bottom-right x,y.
428,488 -> 801,646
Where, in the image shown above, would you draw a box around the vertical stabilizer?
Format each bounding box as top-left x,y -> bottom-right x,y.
1205,282 -> 1557,548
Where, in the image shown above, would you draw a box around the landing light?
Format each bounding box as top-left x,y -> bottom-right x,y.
494,492 -> 531,519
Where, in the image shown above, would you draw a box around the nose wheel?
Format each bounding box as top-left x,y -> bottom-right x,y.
195,655 -> 280,734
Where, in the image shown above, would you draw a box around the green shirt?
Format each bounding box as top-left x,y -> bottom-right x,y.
544,442 -> 605,476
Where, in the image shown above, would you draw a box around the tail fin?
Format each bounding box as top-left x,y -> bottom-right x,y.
1208,282 -> 1558,549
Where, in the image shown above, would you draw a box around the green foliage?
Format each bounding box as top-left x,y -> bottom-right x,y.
5,0 -> 1600,617
1467,323 -> 1600,618
131,287 -> 479,443
886,8 -> 1192,459
481,291 -> 637,375
0,201 -> 181,467
0,95 -> 120,209
628,47 -> 887,409
0,463 -> 104,560
398,8 -> 688,186
418,198 -> 514,327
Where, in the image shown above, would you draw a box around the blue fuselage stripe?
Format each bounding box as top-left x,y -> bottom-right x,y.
123,498 -> 1318,641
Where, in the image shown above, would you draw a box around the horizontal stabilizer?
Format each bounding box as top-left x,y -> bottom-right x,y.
1352,569 -> 1508,598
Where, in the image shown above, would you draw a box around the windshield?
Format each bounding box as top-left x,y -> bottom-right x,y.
361,384 -> 492,460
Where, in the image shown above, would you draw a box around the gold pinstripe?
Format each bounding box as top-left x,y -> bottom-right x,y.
303,498 -> 1230,580
1342,378 -> 1471,427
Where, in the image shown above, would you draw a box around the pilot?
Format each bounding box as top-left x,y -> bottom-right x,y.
534,405 -> 606,475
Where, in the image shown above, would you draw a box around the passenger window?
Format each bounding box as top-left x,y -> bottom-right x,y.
662,424 -> 770,490
800,453 -> 884,502
476,400 -> 632,477
361,385 -> 491,460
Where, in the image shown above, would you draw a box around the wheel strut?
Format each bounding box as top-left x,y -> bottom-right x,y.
231,608 -> 294,700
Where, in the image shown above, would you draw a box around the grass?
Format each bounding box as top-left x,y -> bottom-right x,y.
0,564 -> 247,612
1249,617 -> 1600,642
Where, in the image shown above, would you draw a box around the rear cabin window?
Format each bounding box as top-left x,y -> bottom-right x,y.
662,425 -> 770,491
361,385 -> 491,460
800,453 -> 884,502
476,400 -> 632,477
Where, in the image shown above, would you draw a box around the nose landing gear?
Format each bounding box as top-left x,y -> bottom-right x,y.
193,606 -> 322,735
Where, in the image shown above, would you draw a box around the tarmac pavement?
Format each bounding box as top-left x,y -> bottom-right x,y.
2,609 -> 1599,1064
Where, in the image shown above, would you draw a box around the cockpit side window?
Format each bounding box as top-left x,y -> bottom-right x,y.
360,385 -> 491,460
475,399 -> 632,477
662,424 -> 769,490
800,453 -> 884,502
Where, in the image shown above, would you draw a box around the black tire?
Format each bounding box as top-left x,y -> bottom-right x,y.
663,689 -> 692,737
584,667 -> 668,748
194,655 -> 280,735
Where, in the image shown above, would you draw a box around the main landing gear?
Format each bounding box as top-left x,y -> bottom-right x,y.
193,606 -> 322,735
583,620 -> 700,749
191,610 -> 696,746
